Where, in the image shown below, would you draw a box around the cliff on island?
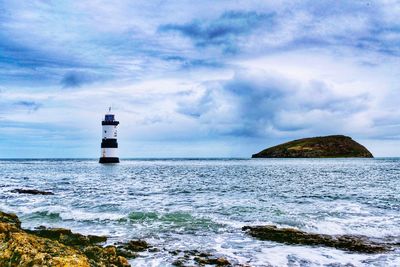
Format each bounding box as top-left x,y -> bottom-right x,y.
252,135 -> 373,158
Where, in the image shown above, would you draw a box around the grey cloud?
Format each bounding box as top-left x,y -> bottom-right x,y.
61,71 -> 96,88
13,100 -> 42,111
159,11 -> 275,53
177,71 -> 371,138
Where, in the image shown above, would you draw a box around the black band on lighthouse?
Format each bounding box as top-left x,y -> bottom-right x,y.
101,139 -> 118,148
102,121 -> 119,126
99,157 -> 120,163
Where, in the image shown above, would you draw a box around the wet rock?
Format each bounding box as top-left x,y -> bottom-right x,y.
122,239 -> 149,251
242,225 -> 390,253
0,211 -> 21,228
0,210 -> 130,266
172,259 -> 186,267
194,256 -> 231,266
115,248 -> 138,259
115,239 -> 150,259
170,250 -> 232,266
84,245 -> 130,267
11,188 -> 54,195
27,226 -> 107,247
148,247 -> 160,252
170,249 -> 182,255
88,234 -> 109,244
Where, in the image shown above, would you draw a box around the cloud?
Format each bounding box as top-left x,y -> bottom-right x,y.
13,100 -> 42,111
159,11 -> 275,52
0,90 -> 43,113
1,1 -> 399,88
60,71 -> 97,88
177,70 -> 372,138
163,55 -> 224,69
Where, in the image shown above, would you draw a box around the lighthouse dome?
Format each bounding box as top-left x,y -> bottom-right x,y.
105,114 -> 115,121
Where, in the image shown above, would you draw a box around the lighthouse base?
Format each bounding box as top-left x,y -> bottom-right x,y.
99,157 -> 120,164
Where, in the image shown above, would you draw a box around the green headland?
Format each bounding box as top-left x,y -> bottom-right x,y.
252,135 -> 373,158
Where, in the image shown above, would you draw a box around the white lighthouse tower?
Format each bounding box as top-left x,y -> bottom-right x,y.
99,107 -> 120,163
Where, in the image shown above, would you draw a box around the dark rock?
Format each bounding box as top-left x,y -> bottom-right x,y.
169,249 -> 182,255
11,188 -> 54,195
148,247 -> 160,252
88,234 -> 108,244
0,211 -> 21,228
194,256 -> 231,266
27,226 -> 107,247
84,245 -> 130,267
215,258 -> 231,266
115,248 -> 138,259
242,225 -> 390,253
115,239 -> 150,259
252,135 -> 373,158
172,259 -> 186,267
171,250 -> 232,266
123,239 -> 149,251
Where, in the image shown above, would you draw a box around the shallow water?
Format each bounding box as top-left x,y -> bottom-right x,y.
1,158 -> 399,266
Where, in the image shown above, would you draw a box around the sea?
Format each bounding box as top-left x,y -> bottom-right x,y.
0,158 -> 399,266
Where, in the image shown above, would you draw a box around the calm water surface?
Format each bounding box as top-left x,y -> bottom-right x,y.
0,158 -> 399,266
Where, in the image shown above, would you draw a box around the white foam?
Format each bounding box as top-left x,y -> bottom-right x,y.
59,209 -> 125,221
307,214 -> 400,238
254,245 -> 384,267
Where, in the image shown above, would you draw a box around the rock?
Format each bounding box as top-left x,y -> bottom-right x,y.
242,225 -> 390,253
194,256 -> 231,266
252,135 -> 373,158
115,248 -> 138,259
83,245 -> 130,267
172,259 -> 186,267
214,258 -> 231,266
11,188 -> 54,195
115,239 -> 150,259
0,210 -> 130,266
122,239 -> 149,252
148,247 -> 160,252
0,223 -> 90,266
170,250 -> 232,266
0,211 -> 21,228
27,226 -> 107,247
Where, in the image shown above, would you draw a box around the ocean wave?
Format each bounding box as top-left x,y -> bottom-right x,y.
59,210 -> 126,222
21,210 -> 63,221
128,211 -> 223,231
6,205 -> 126,223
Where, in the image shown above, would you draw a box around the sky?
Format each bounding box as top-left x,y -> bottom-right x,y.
1,0 -> 400,158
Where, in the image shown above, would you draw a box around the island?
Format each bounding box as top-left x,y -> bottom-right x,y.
252,135 -> 373,158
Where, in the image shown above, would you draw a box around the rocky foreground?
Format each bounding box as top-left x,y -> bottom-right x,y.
252,135 -> 373,158
2,210 -> 395,266
0,211 -> 130,266
0,210 -> 233,267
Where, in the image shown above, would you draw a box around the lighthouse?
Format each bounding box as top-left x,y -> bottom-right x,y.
99,107 -> 120,163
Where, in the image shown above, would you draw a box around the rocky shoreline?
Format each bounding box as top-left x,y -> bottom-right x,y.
1,210 -> 396,266
0,211 -> 233,266
0,211 -> 130,266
